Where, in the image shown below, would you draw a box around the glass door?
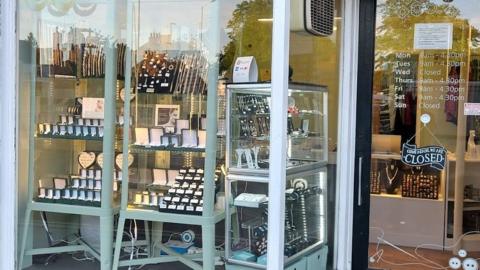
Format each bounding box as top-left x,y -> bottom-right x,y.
363,1 -> 480,269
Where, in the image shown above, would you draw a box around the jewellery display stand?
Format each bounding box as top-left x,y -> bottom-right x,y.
18,3 -> 120,270
369,153 -> 447,248
225,83 -> 329,269
112,1 -> 226,269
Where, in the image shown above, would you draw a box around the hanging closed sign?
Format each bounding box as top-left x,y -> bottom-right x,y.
401,144 -> 447,171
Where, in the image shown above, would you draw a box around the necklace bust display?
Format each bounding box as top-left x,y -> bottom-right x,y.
378,163 -> 404,194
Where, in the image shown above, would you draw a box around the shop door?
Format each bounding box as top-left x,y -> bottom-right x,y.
356,0 -> 480,269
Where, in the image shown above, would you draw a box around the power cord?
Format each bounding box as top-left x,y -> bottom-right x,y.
370,227 -> 480,269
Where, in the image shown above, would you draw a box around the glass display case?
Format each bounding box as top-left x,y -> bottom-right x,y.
18,2 -> 121,270
112,1 -> 227,269
226,83 -> 328,176
225,83 -> 329,269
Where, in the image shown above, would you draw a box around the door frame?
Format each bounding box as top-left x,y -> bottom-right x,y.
351,0 -> 377,269
0,1 -> 18,270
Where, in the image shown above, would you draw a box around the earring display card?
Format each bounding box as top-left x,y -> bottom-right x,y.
182,130 -> 198,147
197,130 -> 207,148
170,135 -> 180,147
176,120 -> 190,134
167,170 -> 179,186
161,136 -> 170,146
153,169 -> 168,186
149,128 -> 164,146
135,128 -> 150,145
53,178 -> 67,189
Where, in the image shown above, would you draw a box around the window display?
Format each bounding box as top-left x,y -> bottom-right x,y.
17,2 -> 120,270
225,83 -> 329,269
368,1 -> 480,269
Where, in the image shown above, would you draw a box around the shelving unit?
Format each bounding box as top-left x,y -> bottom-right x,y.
225,83 -> 329,270
111,1 -> 225,269
18,16 -> 120,270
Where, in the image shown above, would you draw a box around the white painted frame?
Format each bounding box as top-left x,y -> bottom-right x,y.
334,0 -> 361,269
0,1 -> 18,270
267,0 -> 360,269
267,0 -> 291,268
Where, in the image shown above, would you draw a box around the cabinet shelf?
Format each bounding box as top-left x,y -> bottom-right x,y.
29,201 -> 120,216
36,133 -> 103,141
130,144 -> 205,153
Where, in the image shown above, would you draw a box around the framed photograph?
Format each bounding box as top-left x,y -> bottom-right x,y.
53,178 -> 67,189
154,104 -> 180,127
135,128 -> 150,145
152,169 -> 168,186
82,97 -> 105,120
175,119 -> 190,134
182,130 -> 198,147
149,128 -> 164,146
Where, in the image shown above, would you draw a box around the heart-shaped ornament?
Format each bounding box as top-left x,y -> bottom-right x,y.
78,152 -> 96,169
120,87 -> 136,102
115,153 -> 135,169
96,153 -> 104,169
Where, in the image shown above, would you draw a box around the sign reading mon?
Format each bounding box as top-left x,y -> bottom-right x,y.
401,144 -> 447,171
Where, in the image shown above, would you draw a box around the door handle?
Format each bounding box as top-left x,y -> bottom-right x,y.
357,156 -> 363,206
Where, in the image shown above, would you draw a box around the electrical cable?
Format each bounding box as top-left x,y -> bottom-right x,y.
369,227 -> 480,269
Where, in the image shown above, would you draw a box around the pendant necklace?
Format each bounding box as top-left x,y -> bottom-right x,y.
386,166 -> 399,185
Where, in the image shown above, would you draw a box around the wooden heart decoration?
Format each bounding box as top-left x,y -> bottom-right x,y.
115,153 -> 135,169
96,153 -> 104,169
120,87 -> 136,102
78,152 -> 96,169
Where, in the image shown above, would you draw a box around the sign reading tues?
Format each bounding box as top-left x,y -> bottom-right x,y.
401,144 -> 447,171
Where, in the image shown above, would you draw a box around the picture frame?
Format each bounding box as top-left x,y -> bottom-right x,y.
82,97 -> 105,120
154,104 -> 180,128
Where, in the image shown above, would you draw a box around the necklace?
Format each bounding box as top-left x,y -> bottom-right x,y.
386,166 -> 399,185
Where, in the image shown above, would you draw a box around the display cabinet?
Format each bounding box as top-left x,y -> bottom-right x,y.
112,1 -> 226,269
18,2 -> 121,270
225,83 -> 329,269
226,83 -> 328,175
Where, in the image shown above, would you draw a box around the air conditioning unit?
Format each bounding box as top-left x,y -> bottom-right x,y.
290,0 -> 335,36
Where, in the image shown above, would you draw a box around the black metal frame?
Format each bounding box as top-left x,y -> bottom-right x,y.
352,0 -> 377,269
